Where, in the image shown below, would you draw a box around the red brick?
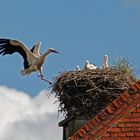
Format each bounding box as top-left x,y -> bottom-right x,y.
112,100 -> 121,108
106,106 -> 115,114
137,107 -> 140,113
121,127 -> 138,132
108,128 -> 121,133
117,132 -> 126,137
111,132 -> 129,137
117,122 -> 125,127
87,121 -> 93,128
134,123 -> 140,127
127,113 -> 133,117
97,124 -> 103,130
130,137 -> 140,140
120,117 -> 129,123
109,118 -> 118,125
98,112 -> 106,120
135,82 -> 140,89
83,135 -> 90,140
127,98 -> 135,105
132,113 -> 140,117
125,123 -> 134,127
79,128 -> 86,136
94,126 -> 111,139
111,103 -> 118,110
102,109 -> 110,117
89,120 -> 96,127
135,84 -> 140,90
125,114 -> 129,117
118,137 -> 129,140
123,103 -> 129,110
124,91 -> 131,98
90,128 -> 97,135
108,113 -> 116,121
136,80 -> 140,86
78,130 -> 85,137
100,138 -> 110,140
103,132 -> 110,137
101,138 -> 129,140
126,132 -> 134,136
131,108 -> 137,113
133,93 -> 140,100
111,132 -> 118,137
70,136 -> 76,140
114,107 -> 123,115
103,118 -> 111,126
131,85 -> 139,91
91,118 -> 98,126
84,124 -> 91,131
120,93 -> 129,101
117,97 -> 124,104
95,115 -> 103,122
129,118 -> 140,122
135,132 -> 140,136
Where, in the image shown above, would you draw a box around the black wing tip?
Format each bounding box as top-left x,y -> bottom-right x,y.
0,51 -> 5,55
0,38 -> 10,43
0,38 -> 10,40
30,45 -> 35,53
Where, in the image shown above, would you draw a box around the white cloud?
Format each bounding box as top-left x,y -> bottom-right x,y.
0,86 -> 62,140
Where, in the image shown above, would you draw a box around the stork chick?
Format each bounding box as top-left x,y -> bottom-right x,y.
84,60 -> 97,70
102,55 -> 109,69
0,38 -> 59,84
76,65 -> 81,71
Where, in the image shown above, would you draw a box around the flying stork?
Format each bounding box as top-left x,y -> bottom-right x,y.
0,38 -> 59,84
84,60 -> 97,70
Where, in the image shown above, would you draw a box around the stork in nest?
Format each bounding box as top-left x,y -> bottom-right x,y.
0,38 -> 59,85
102,54 -> 109,70
84,60 -> 97,70
76,65 -> 81,71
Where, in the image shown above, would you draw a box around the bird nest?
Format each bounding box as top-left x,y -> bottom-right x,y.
52,69 -> 136,118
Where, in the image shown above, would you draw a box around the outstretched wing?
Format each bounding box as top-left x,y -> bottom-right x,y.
30,42 -> 41,57
0,38 -> 36,69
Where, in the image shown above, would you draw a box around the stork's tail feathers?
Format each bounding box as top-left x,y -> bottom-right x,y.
20,69 -> 31,76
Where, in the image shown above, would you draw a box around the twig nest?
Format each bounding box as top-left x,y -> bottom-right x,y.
52,69 -> 136,118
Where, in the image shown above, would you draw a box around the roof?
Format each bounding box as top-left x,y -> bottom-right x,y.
70,80 -> 140,140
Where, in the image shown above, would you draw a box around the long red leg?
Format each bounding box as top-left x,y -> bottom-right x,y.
38,68 -> 43,77
38,68 -> 52,85
40,77 -> 52,85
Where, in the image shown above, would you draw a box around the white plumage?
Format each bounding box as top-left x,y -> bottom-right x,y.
76,65 -> 81,71
102,54 -> 109,69
84,60 -> 97,70
0,38 -> 59,84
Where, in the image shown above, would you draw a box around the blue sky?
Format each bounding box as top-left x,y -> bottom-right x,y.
1,1 -> 140,140
0,0 -> 140,96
